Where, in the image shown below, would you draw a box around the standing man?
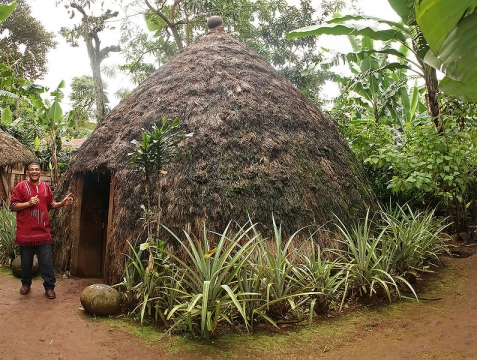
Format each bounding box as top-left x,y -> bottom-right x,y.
10,162 -> 73,300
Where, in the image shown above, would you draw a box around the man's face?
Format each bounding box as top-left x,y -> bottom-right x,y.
27,165 -> 41,182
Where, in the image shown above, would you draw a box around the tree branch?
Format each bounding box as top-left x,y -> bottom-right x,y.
144,0 -> 184,49
99,45 -> 121,62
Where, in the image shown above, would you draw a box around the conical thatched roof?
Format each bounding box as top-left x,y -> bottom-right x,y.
0,130 -> 37,166
52,24 -> 376,283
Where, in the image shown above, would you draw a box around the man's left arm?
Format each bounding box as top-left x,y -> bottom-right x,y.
51,193 -> 74,210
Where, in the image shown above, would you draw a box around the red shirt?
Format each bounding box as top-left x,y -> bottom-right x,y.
10,180 -> 54,246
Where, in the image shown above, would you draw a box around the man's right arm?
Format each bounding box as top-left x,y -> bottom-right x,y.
10,198 -> 36,212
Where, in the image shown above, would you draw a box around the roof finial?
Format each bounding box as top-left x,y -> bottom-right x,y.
207,16 -> 223,30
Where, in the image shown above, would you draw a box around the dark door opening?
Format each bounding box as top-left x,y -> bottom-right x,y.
77,171 -> 110,277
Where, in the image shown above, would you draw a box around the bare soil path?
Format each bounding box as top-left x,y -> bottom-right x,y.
1,243 -> 477,360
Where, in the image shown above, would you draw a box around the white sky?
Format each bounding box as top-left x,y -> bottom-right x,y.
27,0 -> 399,109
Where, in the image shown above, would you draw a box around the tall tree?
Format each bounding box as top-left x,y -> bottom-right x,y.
119,0 -> 349,99
62,75 -> 103,138
60,0 -> 120,123
69,75 -> 106,125
0,0 -> 57,81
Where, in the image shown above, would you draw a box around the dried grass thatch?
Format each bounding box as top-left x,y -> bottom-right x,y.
0,130 -> 37,167
52,25 -> 376,284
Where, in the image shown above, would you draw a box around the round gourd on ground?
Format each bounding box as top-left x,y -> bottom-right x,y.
80,284 -> 121,316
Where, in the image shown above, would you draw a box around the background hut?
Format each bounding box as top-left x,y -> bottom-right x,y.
0,130 -> 37,206
52,20 -> 376,284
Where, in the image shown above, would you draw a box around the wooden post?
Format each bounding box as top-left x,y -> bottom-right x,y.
103,172 -> 116,284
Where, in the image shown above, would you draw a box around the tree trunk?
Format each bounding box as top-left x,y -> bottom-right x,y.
416,57 -> 442,131
50,133 -> 59,187
85,35 -> 106,123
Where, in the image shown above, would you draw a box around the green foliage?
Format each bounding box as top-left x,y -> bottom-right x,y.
378,203 -> 450,276
115,206 -> 451,339
130,116 -> 189,244
333,210 -> 414,304
294,241 -> 347,317
0,205 -> 16,265
117,240 -> 168,324
253,218 -> 306,320
0,1 -> 16,22
30,81 -> 72,185
324,35 -> 424,126
68,75 -> 105,127
164,222 -> 259,339
367,117 -> 477,208
415,0 -> 477,101
0,0 -> 57,81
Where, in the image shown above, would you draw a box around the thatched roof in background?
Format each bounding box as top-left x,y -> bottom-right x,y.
0,130 -> 37,167
53,24 -> 376,283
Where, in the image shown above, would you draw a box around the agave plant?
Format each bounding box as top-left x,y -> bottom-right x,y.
163,221 -> 259,340
333,210 -> 417,305
294,235 -> 347,318
379,203 -> 451,277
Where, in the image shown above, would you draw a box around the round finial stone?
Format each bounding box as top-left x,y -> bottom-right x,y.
207,16 -> 223,29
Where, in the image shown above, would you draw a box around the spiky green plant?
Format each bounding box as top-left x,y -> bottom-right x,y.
163,221 -> 259,340
333,210 -> 416,305
294,235 -> 347,318
255,218 -> 302,319
0,205 -> 16,265
115,240 -> 168,324
379,203 -> 451,277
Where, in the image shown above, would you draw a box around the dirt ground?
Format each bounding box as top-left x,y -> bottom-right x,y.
1,241 -> 477,360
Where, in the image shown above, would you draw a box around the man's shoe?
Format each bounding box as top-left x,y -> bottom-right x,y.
45,289 -> 56,300
20,285 -> 30,295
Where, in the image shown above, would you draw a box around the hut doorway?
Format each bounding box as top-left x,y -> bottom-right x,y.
77,171 -> 111,277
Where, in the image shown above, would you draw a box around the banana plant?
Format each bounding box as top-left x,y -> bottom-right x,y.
30,81 -> 71,186
0,1 -> 16,22
286,5 -> 442,130
414,0 -> 477,102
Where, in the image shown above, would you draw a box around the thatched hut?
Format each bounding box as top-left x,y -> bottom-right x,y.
0,130 -> 37,206
52,19 -> 376,284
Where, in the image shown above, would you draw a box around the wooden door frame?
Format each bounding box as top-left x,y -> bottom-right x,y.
102,172 -> 115,283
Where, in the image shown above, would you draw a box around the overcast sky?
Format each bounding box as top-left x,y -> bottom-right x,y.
27,0 -> 399,109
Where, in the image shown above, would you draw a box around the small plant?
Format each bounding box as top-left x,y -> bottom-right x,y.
294,235 -> 347,317
163,221 -> 259,340
254,218 -> 303,319
0,205 -> 17,265
115,239 -> 168,324
333,210 -> 416,304
379,203 -> 451,278
129,116 -> 191,272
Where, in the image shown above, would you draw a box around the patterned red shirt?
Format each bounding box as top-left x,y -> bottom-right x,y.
10,180 -> 54,246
